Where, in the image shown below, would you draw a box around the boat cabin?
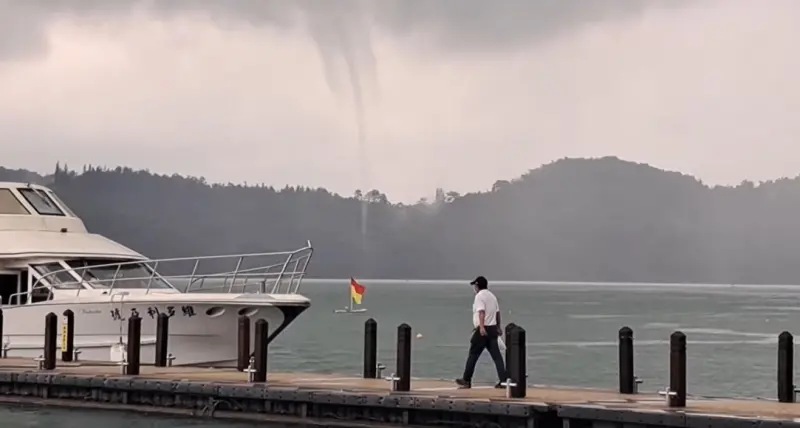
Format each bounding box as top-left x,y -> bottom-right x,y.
0,182 -> 176,306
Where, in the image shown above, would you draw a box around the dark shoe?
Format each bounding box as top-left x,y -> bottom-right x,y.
455,378 -> 471,389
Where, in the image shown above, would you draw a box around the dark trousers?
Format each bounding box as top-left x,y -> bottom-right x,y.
462,325 -> 507,383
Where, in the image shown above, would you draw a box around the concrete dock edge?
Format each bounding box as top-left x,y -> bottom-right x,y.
0,370 -> 797,428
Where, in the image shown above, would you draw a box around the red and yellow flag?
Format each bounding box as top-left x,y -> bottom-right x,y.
350,277 -> 366,305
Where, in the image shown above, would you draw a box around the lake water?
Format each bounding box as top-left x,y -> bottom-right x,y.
6,280 -> 798,426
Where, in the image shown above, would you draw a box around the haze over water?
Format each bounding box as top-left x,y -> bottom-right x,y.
5,280 -> 796,426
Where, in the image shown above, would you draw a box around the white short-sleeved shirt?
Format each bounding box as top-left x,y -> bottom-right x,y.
472,289 -> 500,328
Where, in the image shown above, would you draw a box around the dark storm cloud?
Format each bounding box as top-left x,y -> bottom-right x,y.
0,0 -> 699,61
369,0 -> 697,53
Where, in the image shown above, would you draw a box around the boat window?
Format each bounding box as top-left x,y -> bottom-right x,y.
0,189 -> 30,215
66,259 -> 172,289
47,191 -> 76,217
31,263 -> 82,289
17,188 -> 64,216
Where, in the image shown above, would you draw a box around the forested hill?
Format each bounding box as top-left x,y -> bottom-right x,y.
2,157 -> 800,285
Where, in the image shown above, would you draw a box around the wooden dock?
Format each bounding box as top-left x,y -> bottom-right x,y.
0,358 -> 798,427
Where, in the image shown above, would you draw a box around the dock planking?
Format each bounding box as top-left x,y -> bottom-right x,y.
0,357 -> 799,426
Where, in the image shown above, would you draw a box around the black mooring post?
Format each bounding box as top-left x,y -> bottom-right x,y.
364,318 -> 377,378
43,312 -> 57,370
504,322 -> 517,376
619,326 -> 634,394
396,323 -> 412,392
127,315 -> 142,375
778,331 -> 794,403
669,331 -> 686,407
253,319 -> 269,382
509,326 -> 526,398
61,309 -> 75,362
154,312 -> 169,367
237,315 -> 250,372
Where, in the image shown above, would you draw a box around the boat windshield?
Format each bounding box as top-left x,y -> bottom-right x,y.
32,262 -> 83,289
65,259 -> 173,290
0,189 -> 29,215
47,191 -> 76,217
17,188 -> 64,216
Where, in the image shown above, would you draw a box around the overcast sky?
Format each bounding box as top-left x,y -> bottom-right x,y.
0,0 -> 798,202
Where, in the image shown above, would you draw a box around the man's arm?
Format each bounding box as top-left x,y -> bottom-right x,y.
496,311 -> 502,334
475,295 -> 487,334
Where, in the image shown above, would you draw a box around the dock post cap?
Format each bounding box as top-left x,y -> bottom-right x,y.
670,331 -> 686,339
384,373 -> 401,391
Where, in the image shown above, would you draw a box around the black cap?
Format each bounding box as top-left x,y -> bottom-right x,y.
470,276 -> 488,289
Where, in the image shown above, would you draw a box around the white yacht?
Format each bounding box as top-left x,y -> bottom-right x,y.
0,182 -> 313,366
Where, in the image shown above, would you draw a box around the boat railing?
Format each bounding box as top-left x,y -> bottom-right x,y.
15,241 -> 313,302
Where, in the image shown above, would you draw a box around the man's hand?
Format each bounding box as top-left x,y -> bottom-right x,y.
479,326 -> 487,336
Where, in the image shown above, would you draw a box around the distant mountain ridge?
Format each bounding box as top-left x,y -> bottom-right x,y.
4,157 -> 800,285
0,166 -> 52,184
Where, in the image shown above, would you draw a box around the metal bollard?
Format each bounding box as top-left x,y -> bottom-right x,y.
658,387 -> 678,405
2,338 -> 9,359
618,326 -> 635,394
376,362 -> 386,379
237,315 -> 250,372
126,315 -> 142,376
244,355 -> 256,382
778,331 -> 794,403
395,324 -> 412,392
167,353 -> 176,367
35,354 -> 45,370
43,313 -> 57,370
118,359 -> 129,375
72,348 -> 82,362
384,372 -> 400,391
253,319 -> 268,383
668,331 -> 686,407
633,376 -> 644,393
155,312 -> 169,367
61,309 -> 75,362
364,318 -> 378,379
500,378 -> 517,399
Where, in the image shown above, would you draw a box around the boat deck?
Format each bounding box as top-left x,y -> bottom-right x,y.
0,357 -> 797,424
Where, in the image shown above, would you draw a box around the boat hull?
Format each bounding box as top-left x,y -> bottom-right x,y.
0,298 -> 309,366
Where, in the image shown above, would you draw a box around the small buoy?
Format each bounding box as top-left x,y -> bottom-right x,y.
416,333 -> 423,339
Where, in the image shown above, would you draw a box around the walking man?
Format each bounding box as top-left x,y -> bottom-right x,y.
455,276 -> 507,388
